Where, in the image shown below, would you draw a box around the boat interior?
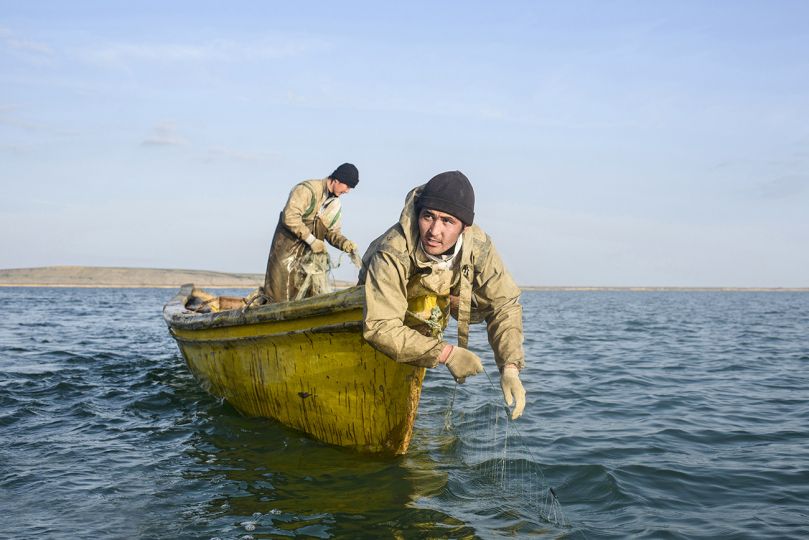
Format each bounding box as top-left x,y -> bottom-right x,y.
185,289 -> 248,313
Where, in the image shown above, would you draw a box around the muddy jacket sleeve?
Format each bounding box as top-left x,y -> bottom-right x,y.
280,184 -> 316,241
473,240 -> 525,371
324,227 -> 351,251
362,251 -> 446,368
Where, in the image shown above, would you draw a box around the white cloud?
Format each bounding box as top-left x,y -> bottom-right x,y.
755,175 -> 809,199
203,146 -> 279,163
84,36 -> 330,67
141,122 -> 188,147
0,104 -> 20,121
0,27 -> 52,55
0,143 -> 28,156
0,104 -> 40,131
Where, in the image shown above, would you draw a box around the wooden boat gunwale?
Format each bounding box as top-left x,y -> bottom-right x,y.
169,321 -> 363,345
163,283 -> 365,330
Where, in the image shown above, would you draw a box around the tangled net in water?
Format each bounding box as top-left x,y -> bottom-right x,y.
435,370 -> 572,532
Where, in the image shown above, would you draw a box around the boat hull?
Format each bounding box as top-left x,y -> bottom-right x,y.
165,285 -> 426,455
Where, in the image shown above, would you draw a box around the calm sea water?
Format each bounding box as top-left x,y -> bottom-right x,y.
1,287 -> 807,539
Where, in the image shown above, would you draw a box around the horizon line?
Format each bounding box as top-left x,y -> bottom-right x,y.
0,265 -> 807,291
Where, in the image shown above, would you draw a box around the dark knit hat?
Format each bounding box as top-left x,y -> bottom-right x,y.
417,171 -> 475,225
329,163 -> 359,188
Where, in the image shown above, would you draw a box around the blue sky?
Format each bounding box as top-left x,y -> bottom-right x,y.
2,1 -> 807,287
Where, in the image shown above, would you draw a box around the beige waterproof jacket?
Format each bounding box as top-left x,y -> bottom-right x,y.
359,186 -> 525,371
263,179 -> 352,303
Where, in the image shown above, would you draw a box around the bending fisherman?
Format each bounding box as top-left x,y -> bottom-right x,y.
359,171 -> 527,419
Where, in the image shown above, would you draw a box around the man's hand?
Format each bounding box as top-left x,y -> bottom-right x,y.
309,239 -> 327,254
444,346 -> 484,383
341,239 -> 358,254
500,365 -> 526,419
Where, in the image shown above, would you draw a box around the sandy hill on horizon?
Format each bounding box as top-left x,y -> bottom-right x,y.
0,266 -> 266,288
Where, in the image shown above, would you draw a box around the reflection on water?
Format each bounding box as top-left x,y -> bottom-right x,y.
178,403 -> 466,538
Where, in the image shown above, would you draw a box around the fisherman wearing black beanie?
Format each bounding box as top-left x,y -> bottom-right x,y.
262,163 -> 360,303
329,163 -> 359,188
416,170 -> 475,225
359,170 -> 528,422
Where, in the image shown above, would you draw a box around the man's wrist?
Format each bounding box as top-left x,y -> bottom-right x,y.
438,344 -> 453,364
304,234 -> 316,245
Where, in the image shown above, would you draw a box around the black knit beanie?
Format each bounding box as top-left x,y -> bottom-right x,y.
417,171 -> 475,225
329,163 -> 359,188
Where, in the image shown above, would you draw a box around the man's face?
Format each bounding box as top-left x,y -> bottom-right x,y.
418,208 -> 465,256
328,179 -> 352,197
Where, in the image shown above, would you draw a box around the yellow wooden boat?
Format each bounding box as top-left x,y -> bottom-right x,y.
163,284 -> 427,455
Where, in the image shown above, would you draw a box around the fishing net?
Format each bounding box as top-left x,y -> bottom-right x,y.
435,368 -> 571,531
242,249 -> 363,308
292,251 -> 333,301
291,250 -> 363,300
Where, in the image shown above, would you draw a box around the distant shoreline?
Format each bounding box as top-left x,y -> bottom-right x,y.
0,284 -> 253,289
0,265 -> 263,289
520,286 -> 809,292
0,266 -> 806,292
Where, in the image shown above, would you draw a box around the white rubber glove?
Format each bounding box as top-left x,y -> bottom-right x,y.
309,239 -> 326,254
304,233 -> 326,254
500,365 -> 526,420
341,239 -> 358,254
444,346 -> 484,383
